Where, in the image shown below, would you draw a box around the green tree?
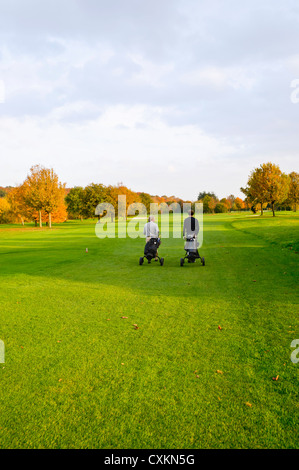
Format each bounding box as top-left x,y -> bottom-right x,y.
197,191 -> 217,201
287,171 -> 299,212
139,192 -> 153,214
65,187 -> 85,220
201,195 -> 217,213
81,183 -> 108,219
215,203 -> 228,213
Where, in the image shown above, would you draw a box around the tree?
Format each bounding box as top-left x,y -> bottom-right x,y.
287,171 -> 299,212
6,185 -> 31,225
197,191 -> 217,201
208,196 -> 217,213
215,203 -> 228,213
23,165 -> 47,227
0,198 -> 10,223
138,192 -> 153,214
40,167 -> 66,228
21,165 -> 66,227
226,195 -> 236,212
234,197 -> 244,211
259,163 -> 290,217
241,168 -> 268,216
105,184 -> 140,220
220,198 -> 230,211
241,162 -> 290,217
200,194 -> 217,213
81,183 -> 108,219
65,186 -> 85,220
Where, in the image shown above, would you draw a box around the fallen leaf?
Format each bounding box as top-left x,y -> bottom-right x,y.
106,319 -> 111,321
121,363 -> 125,365
121,316 -> 128,319
252,280 -> 257,282
196,375 -> 200,378
134,326 -> 140,330
218,325 -> 222,330
245,402 -> 252,407
216,370 -> 223,375
272,375 -> 279,381
133,324 -> 138,327
58,378 -> 62,382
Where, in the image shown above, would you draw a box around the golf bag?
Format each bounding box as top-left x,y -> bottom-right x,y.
144,238 -> 160,259
180,236 -> 205,266
139,238 -> 164,265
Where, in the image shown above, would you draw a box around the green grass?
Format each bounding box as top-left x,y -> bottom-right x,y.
0,212 -> 298,449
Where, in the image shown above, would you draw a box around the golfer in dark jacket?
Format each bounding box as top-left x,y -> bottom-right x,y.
183,210 -> 199,238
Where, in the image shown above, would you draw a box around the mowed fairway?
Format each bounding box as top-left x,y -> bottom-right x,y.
0,212 -> 298,449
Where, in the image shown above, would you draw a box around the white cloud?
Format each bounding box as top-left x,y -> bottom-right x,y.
180,65 -> 257,91
128,54 -> 174,88
0,0 -> 298,199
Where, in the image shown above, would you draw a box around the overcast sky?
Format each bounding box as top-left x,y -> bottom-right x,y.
0,0 -> 298,200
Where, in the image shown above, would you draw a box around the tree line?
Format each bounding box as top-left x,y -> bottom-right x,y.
196,192 -> 247,213
0,162 -> 298,225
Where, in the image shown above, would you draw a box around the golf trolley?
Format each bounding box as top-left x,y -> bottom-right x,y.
180,236 -> 205,267
139,237 -> 164,266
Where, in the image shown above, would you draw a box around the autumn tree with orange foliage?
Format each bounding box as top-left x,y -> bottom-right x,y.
105,183 -> 141,220
6,185 -> 31,225
0,197 -> 11,223
241,162 -> 290,216
22,165 -> 46,227
21,165 -> 66,227
234,197 -> 245,211
40,167 -> 66,228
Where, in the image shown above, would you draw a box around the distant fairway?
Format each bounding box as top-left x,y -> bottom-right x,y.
0,212 -> 298,449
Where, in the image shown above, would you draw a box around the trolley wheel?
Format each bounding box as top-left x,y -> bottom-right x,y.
160,257 -> 164,266
180,258 -> 184,266
139,257 -> 144,265
202,257 -> 205,266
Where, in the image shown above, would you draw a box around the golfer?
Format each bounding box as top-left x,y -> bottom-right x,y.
183,210 -> 199,238
143,215 -> 160,242
143,216 -> 161,260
